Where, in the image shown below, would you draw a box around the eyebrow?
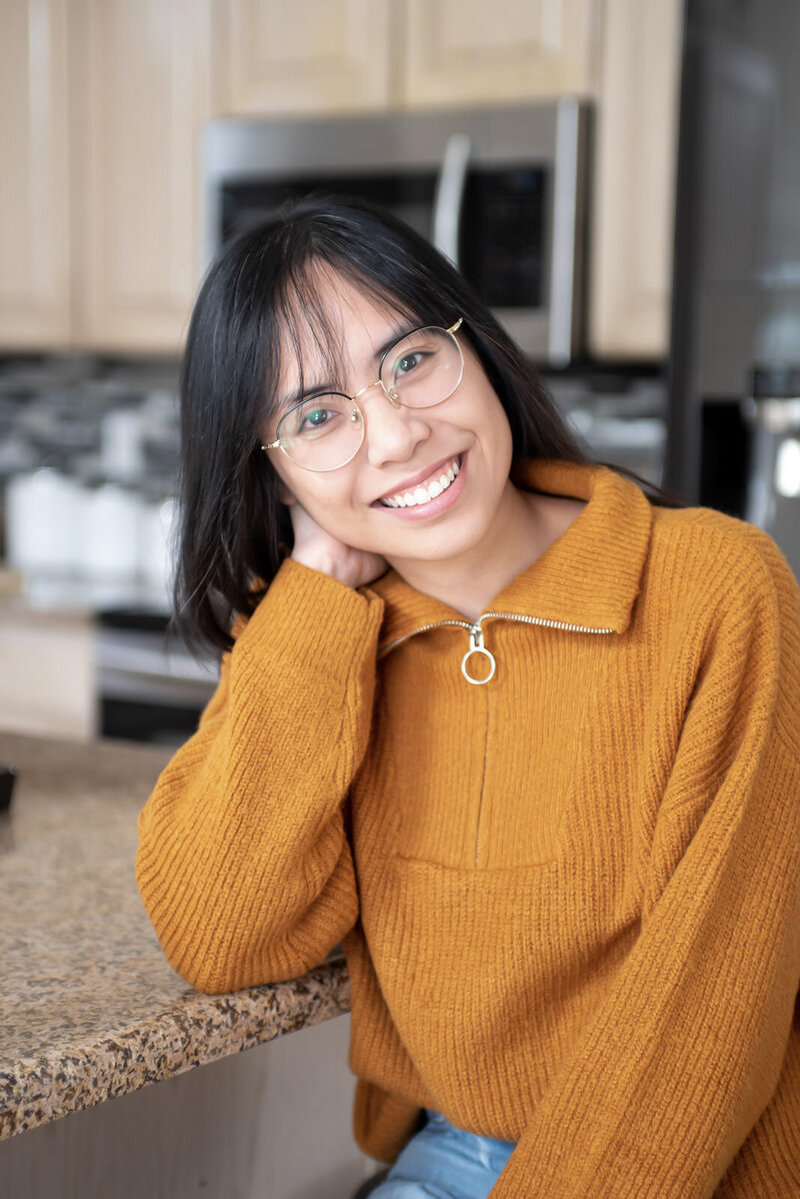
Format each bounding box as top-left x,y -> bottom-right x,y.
278,319 -> 419,411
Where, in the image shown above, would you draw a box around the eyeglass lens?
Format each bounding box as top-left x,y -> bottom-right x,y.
277,325 -> 462,471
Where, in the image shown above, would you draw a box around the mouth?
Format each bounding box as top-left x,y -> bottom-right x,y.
376,454 -> 463,509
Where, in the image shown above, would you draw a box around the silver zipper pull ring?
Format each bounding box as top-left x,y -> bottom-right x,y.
461,626 -> 496,685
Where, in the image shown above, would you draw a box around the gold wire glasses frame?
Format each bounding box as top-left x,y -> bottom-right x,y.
261,317 -> 464,473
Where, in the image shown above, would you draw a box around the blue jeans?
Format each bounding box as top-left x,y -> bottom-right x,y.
369,1110 -> 516,1199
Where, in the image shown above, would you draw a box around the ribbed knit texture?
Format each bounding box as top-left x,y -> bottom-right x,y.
136,461 -> 800,1198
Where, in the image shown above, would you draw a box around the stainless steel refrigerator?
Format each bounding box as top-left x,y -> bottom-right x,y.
666,0 -> 800,573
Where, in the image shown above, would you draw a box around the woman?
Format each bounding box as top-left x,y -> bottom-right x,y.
136,198 -> 800,1198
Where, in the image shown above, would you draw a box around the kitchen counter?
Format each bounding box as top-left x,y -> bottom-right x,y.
0,732 -> 351,1142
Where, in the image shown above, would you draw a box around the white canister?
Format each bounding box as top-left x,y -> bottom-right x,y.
80,483 -> 142,581
139,495 -> 178,596
5,469 -> 83,575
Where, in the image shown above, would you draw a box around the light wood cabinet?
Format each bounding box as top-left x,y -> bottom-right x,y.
69,0 -> 218,354
216,0 -> 601,113
588,0 -> 683,358
401,0 -> 600,106
215,0 -> 394,115
0,0 -> 217,356
0,606 -> 95,741
0,0 -> 71,348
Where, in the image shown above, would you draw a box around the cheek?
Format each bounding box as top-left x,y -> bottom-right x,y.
306,498 -> 379,553
469,389 -> 513,465
268,454 -> 299,506
305,488 -> 353,525
490,393 -> 514,453
284,473 -> 366,538
271,458 -> 337,515
496,411 -> 514,465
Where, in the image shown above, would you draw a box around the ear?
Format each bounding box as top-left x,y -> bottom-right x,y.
278,482 -> 297,506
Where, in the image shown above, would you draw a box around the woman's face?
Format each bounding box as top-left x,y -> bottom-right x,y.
263,271 -> 517,577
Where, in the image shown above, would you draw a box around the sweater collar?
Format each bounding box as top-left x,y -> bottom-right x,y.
368,460 -> 653,650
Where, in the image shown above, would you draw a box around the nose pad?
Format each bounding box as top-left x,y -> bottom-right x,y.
380,381 -> 401,407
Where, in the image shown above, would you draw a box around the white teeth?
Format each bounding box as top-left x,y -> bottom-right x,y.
380,456 -> 461,508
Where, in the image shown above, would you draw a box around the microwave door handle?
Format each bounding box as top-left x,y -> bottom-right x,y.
433,133 -> 471,268
549,97 -> 581,365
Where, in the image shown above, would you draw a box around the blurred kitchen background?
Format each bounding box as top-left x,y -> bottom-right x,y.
0,0 -> 798,746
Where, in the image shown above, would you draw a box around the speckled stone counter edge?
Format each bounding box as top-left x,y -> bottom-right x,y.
1,958 -> 350,1141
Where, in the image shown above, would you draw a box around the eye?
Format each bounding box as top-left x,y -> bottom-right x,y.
395,350 -> 425,377
300,407 -> 330,430
388,347 -> 438,389
282,395 -> 349,440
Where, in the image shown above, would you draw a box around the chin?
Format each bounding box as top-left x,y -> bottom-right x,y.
391,528 -> 488,567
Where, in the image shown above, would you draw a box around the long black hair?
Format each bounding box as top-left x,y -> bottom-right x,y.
176,195 -> 674,654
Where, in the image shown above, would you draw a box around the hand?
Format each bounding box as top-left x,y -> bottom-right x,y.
288,501 -> 387,590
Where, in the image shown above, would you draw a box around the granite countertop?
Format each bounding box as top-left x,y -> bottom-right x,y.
0,732 -> 350,1141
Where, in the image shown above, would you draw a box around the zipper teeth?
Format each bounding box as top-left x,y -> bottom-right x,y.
481,611 -> 614,635
379,619 -> 473,657
378,611 -> 613,657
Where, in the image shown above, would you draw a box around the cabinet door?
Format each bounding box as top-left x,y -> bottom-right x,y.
0,609 -> 95,741
0,0 -> 70,349
588,0 -> 682,358
217,0 -> 393,115
70,0 -> 216,353
401,0 -> 599,106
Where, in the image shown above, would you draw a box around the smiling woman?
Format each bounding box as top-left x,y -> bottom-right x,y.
172,198 -> 589,648
136,197 -> 800,1199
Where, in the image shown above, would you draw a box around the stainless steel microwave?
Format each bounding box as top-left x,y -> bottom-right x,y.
202,99 -> 590,366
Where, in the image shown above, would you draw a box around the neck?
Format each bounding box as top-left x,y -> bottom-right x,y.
385,483 -> 566,621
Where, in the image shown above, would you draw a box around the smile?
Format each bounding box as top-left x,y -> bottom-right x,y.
379,456 -> 462,508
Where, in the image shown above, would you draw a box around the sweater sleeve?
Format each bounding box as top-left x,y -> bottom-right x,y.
136,559 -> 384,993
490,531 -> 800,1199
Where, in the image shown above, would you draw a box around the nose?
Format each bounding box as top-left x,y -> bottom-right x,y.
358,384 -> 432,467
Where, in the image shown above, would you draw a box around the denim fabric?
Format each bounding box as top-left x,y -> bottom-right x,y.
368,1110 -> 516,1199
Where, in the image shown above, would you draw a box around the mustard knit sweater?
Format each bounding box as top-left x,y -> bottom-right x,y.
136,460 -> 800,1198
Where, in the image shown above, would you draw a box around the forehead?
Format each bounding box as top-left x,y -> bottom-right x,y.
276,269 -> 411,390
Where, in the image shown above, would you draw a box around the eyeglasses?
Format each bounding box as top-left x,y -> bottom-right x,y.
262,318 -> 464,472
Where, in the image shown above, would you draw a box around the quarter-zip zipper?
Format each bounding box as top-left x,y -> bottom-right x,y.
378,610 -> 614,683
